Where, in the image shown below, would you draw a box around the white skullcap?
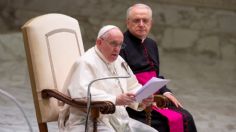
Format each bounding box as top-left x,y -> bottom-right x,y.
97,25 -> 118,38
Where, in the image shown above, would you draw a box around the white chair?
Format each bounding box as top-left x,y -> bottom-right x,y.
21,13 -> 115,132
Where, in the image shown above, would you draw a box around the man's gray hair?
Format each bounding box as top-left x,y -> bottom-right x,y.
126,3 -> 152,19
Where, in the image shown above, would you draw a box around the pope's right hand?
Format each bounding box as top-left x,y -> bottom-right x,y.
116,93 -> 136,105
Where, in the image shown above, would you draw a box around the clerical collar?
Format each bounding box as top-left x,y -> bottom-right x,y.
126,30 -> 146,43
94,45 -> 111,64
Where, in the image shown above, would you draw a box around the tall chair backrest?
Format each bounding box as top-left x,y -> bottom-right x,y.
22,13 -> 84,131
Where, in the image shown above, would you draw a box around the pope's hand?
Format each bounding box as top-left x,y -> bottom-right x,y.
116,93 -> 135,105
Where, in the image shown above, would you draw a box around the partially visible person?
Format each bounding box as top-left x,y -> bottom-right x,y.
120,3 -> 197,132
58,25 -> 158,132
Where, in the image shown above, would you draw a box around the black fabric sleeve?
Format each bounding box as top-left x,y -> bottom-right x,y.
153,43 -> 172,94
157,76 -> 172,94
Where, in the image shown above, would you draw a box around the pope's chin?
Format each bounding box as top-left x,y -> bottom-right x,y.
109,55 -> 118,62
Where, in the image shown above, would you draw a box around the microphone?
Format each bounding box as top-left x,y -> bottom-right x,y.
85,62 -> 131,132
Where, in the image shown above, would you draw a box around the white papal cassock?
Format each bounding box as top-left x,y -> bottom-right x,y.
58,46 -> 158,132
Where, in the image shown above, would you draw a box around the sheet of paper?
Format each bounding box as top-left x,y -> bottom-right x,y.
135,77 -> 170,102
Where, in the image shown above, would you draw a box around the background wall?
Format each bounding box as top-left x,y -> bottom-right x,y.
0,0 -> 236,60
0,0 -> 235,132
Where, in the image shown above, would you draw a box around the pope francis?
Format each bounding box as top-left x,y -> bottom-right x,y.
58,25 -> 158,132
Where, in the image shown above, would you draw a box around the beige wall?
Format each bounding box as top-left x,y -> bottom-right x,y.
0,0 -> 235,60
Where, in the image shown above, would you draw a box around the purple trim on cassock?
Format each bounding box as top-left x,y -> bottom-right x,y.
135,71 -> 157,86
152,106 -> 184,132
135,71 -> 184,132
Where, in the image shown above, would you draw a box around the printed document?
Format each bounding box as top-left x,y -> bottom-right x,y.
135,77 -> 170,102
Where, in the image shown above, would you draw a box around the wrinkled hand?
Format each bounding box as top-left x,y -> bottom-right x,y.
163,92 -> 183,108
116,93 -> 136,105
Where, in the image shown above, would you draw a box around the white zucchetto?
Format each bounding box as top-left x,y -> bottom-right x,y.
97,25 -> 118,38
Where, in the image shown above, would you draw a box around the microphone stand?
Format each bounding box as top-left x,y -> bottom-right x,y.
85,62 -> 131,132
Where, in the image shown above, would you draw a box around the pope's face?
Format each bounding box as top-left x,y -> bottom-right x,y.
127,7 -> 152,40
98,29 -> 124,62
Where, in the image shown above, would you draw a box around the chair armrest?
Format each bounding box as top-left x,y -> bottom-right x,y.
41,89 -> 115,114
154,95 -> 170,108
144,95 -> 171,126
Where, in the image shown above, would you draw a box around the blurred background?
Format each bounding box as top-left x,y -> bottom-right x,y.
0,0 -> 235,132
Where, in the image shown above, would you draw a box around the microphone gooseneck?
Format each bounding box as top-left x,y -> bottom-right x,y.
85,62 -> 131,132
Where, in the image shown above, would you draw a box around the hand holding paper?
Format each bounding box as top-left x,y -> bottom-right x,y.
135,77 -> 170,102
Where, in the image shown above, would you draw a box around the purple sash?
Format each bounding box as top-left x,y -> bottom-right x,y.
135,71 -> 184,132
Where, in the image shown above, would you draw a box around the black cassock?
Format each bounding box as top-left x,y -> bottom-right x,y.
120,30 -> 197,132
